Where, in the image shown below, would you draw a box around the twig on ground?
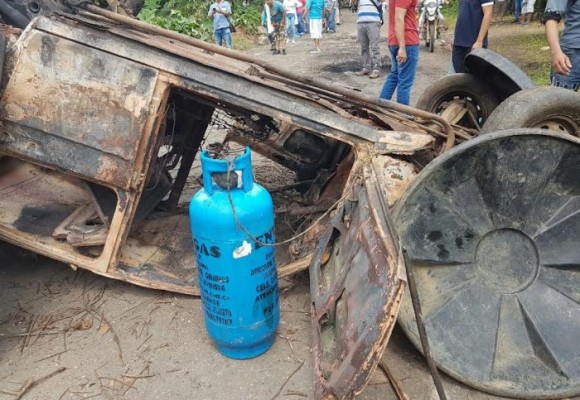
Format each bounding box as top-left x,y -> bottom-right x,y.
116,298 -> 154,318
2,367 -> 66,400
270,361 -> 305,400
29,314 -> 54,347
20,314 -> 38,355
278,334 -> 295,351
378,361 -> 411,400
36,349 -> 69,363
136,334 -> 152,351
284,390 -> 308,397
121,374 -> 155,379
57,388 -> 69,400
0,332 -> 59,338
89,307 -> 124,363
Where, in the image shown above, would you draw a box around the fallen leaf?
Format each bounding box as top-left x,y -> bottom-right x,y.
98,322 -> 111,336
72,319 -> 93,331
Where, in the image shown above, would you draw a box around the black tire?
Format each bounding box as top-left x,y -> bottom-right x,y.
416,73 -> 500,130
428,23 -> 435,53
481,87 -> 580,137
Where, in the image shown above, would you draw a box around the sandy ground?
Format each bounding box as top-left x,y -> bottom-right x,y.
0,11 -> 562,400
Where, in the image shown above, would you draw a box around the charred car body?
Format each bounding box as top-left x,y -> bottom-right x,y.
0,2 -> 580,399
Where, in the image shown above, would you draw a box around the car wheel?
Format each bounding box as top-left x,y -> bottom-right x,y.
416,73 -> 500,131
394,129 -> 580,399
481,87 -> 580,137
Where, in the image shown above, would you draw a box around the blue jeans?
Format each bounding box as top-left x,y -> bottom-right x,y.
287,13 -> 296,40
514,0 -> 522,21
296,12 -> 305,34
380,45 -> 419,105
326,8 -> 336,31
214,27 -> 232,48
551,48 -> 580,91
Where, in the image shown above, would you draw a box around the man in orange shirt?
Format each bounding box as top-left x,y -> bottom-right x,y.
379,0 -> 419,105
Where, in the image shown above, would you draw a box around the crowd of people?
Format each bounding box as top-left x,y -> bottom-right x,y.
260,0 -> 341,54
208,0 -> 579,100
371,0 -> 578,103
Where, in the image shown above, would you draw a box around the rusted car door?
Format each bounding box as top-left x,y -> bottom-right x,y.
309,158 -> 406,400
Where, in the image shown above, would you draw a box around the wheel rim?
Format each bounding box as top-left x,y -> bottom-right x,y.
532,115 -> 579,137
434,93 -> 486,129
395,130 -> 580,398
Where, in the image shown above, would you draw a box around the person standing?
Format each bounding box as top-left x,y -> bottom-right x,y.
284,0 -> 302,42
354,0 -> 383,78
262,0 -> 288,54
544,0 -> 580,90
521,0 -> 536,23
208,0 -> 233,48
451,0 -> 494,73
325,0 -> 338,32
514,0 -> 523,22
306,0 -> 325,52
378,0 -> 419,105
296,0 -> 307,35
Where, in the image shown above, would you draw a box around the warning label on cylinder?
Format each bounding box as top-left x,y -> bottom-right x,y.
194,234 -> 278,328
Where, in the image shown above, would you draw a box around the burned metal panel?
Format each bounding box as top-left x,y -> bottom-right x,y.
0,28 -> 158,188
31,16 -> 382,146
310,165 -> 405,400
116,214 -> 199,295
371,156 -> 418,207
0,121 -> 134,189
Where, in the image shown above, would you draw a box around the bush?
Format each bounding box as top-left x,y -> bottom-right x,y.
138,0 -> 263,40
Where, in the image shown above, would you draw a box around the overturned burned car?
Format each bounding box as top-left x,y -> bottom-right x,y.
0,2 -> 580,399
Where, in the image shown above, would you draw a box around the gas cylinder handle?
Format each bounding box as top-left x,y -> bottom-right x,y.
200,147 -> 254,195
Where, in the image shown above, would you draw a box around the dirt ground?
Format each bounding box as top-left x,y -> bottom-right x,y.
247,11 -> 452,104
0,11 -> 565,400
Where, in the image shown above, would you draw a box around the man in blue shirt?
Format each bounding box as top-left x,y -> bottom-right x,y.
451,0 -> 494,73
209,0 -> 233,48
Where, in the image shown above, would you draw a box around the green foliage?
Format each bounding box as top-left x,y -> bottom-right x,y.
233,6 -> 262,33
138,0 -> 263,40
443,0 -> 460,28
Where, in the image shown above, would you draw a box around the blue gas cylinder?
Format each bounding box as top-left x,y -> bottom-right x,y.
189,147 -> 279,359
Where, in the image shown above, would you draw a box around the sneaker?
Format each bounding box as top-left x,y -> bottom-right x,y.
369,70 -> 380,79
355,69 -> 370,76
309,48 -> 321,54
273,50 -> 281,55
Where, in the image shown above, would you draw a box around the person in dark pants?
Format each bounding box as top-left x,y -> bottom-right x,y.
379,0 -> 419,105
451,0 -> 494,73
544,0 -> 580,90
514,0 -> 523,22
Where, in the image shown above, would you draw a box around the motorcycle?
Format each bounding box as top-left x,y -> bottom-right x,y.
419,0 -> 444,52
